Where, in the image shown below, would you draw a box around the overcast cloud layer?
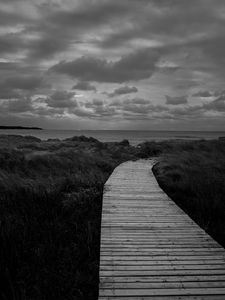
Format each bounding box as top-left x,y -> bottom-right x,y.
0,0 -> 225,130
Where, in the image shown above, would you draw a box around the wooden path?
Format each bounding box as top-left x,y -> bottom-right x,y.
98,160 -> 225,299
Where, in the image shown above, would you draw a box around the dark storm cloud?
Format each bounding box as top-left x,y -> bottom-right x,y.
193,35 -> 225,70
94,105 -> 116,117
1,1 -> 129,60
0,73 -> 49,101
0,0 -> 225,128
109,98 -> 150,107
157,63 -> 180,74
85,98 -> 103,108
24,0 -> 143,60
4,76 -> 44,91
204,96 -> 225,112
100,0 -> 216,48
108,97 -> 167,116
107,86 -> 138,97
72,81 -> 96,91
214,90 -> 225,97
0,88 -> 22,100
46,90 -> 77,108
92,99 -> 103,106
165,95 -> 188,105
49,1 -> 131,30
122,103 -> 168,115
50,48 -> 159,83
192,91 -> 213,98
124,98 -> 150,105
0,8 -> 30,27
0,97 -> 34,113
7,97 -> 33,113
0,33 -> 25,55
90,94 -> 223,120
28,35 -> 70,60
0,62 -> 20,71
72,105 -> 116,119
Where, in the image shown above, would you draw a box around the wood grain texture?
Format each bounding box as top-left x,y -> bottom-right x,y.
98,160 -> 225,299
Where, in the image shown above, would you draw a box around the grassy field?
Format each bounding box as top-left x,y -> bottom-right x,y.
1,135 -> 225,299
0,135 -> 136,300
151,139 -> 225,248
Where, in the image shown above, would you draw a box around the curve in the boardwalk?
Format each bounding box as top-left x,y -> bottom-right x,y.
98,160 -> 225,300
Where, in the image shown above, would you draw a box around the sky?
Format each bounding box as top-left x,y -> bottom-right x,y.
0,0 -> 225,130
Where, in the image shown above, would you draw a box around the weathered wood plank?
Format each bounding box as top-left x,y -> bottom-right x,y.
99,287 -> 225,296
100,274 -> 225,283
98,160 -> 225,299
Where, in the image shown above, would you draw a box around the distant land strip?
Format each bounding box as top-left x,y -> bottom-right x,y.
0,126 -> 42,130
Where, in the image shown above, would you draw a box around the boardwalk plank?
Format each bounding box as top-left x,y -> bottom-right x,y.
98,160 -> 225,299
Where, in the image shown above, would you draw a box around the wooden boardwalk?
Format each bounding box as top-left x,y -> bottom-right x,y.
98,160 -> 225,299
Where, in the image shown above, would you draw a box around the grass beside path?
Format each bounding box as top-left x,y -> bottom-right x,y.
0,135 -> 136,300
1,135 -> 225,299
152,139 -> 225,248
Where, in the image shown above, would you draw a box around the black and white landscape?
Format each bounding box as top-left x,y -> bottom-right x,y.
1,1 -> 225,300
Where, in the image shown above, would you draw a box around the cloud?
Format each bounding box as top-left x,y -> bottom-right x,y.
107,86 -> 138,97
8,97 -> 33,113
49,48 -> 160,83
99,0 -> 214,48
0,62 -> 20,71
28,35 -> 70,60
0,7 -> 28,27
72,100 -> 116,119
1,97 -> 34,113
46,90 -> 77,108
156,61 -> 180,73
0,33 -> 25,55
3,75 -> 44,91
85,98 -> 103,108
92,98 -> 103,106
194,34 -> 225,71
214,90 -> 225,97
0,75 -> 47,99
192,91 -> 213,97
204,96 -> 225,112
0,0 -> 225,129
124,98 -> 150,105
109,97 -> 150,107
94,105 -> 116,117
0,88 -> 22,100
22,1 -> 142,61
165,95 -> 188,105
49,1 -> 131,30
72,81 -> 96,91
108,97 -> 167,116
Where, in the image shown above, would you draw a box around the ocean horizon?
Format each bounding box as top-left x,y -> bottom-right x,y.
0,129 -> 224,145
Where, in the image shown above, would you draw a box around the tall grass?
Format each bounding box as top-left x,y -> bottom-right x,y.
152,140 -> 225,247
0,135 -> 136,300
1,134 -> 225,299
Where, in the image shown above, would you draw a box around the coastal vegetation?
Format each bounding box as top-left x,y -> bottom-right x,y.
0,135 -> 136,300
152,139 -> 225,248
137,139 -> 225,249
0,134 -> 225,299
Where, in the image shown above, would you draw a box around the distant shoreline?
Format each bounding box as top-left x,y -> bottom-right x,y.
0,126 -> 42,130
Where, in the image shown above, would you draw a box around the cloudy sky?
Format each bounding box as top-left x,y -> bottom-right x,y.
0,0 -> 225,130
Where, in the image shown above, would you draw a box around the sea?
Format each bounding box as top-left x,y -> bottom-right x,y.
0,129 -> 224,145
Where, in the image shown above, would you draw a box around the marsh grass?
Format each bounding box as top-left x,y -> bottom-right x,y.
0,135 -> 136,300
152,140 -> 225,247
1,134 -> 225,299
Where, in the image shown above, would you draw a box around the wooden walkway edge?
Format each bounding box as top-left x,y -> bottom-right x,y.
98,160 -> 225,299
